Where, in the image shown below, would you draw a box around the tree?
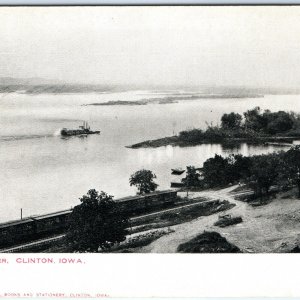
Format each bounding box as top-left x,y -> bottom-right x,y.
67,189 -> 129,252
244,106 -> 263,131
231,154 -> 252,180
243,108 -> 295,134
179,128 -> 204,142
284,146 -> 300,197
248,154 -> 282,198
264,111 -> 294,134
221,112 -> 242,130
182,166 -> 201,195
202,154 -> 231,187
129,169 -> 158,195
182,166 -> 201,187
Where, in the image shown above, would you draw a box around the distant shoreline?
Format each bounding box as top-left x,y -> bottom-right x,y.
84,94 -> 263,106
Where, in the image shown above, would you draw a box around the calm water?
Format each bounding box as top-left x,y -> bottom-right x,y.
1,91 -> 300,222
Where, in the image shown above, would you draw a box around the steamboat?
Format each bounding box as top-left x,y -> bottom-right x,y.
60,121 -> 100,137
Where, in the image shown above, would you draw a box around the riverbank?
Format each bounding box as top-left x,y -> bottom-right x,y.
127,135 -> 299,149
127,107 -> 300,148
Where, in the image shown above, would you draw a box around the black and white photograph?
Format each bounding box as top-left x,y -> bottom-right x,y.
2,5 -> 300,254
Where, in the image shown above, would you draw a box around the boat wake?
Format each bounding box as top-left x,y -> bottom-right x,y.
1,125 -> 99,142
0,133 -> 56,142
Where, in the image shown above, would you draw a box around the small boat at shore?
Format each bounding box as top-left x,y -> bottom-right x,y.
60,121 -> 100,137
171,168 -> 185,175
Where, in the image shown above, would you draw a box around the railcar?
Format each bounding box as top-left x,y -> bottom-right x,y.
0,190 -> 177,248
0,218 -> 36,247
117,190 -> 177,215
31,209 -> 72,234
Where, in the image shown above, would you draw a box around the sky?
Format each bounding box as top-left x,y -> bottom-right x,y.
1,6 -> 300,88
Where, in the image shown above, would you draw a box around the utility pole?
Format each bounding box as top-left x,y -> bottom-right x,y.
21,208 -> 23,220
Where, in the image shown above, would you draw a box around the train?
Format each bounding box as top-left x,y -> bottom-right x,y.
0,190 -> 177,248
0,209 -> 72,248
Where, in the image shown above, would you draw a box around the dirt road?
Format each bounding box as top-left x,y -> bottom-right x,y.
141,186 -> 300,253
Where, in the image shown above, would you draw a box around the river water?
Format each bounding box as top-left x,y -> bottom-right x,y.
1,91 -> 300,222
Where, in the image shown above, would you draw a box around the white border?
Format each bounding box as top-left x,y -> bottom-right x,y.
0,0 -> 300,5
1,253 -> 300,297
1,4 -> 300,299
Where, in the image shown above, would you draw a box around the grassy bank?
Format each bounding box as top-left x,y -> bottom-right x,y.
127,107 -> 300,148
127,135 -> 299,149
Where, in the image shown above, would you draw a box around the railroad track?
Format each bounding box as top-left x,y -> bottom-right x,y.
0,197 -> 222,253
0,234 -> 65,253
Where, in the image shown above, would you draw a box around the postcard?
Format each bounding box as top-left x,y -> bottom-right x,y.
0,5 -> 300,297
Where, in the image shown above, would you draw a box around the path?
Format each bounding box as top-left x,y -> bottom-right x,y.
142,185 -> 245,253
142,185 -> 300,253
